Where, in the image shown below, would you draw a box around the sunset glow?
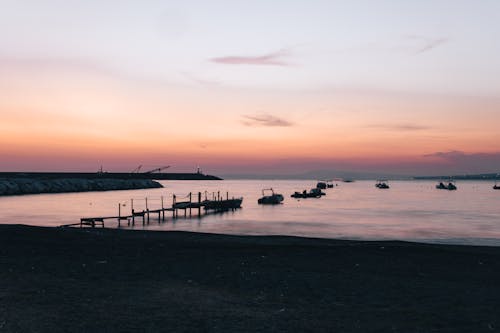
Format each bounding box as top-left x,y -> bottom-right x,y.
1,1 -> 500,176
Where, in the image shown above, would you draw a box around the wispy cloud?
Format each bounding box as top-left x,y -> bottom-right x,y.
415,38 -> 448,54
366,123 -> 432,131
406,35 -> 449,54
423,150 -> 500,173
242,113 -> 293,127
211,49 -> 291,66
424,150 -> 466,159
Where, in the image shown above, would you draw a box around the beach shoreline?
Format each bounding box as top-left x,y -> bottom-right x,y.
1,224 -> 499,332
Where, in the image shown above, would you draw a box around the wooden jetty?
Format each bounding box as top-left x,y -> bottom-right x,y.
66,192 -> 243,228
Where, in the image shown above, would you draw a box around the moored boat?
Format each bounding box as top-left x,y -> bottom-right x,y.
291,188 -> 325,198
375,180 -> 390,189
436,180 -> 457,191
436,182 -> 447,190
258,188 -> 284,205
316,181 -> 327,189
203,197 -> 243,210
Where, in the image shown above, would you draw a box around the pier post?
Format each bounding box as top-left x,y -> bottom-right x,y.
226,192 -> 229,200
118,203 -> 121,227
173,195 -> 177,218
145,198 -> 150,224
189,192 -> 192,217
161,196 -> 165,221
130,199 -> 134,226
198,192 -> 201,217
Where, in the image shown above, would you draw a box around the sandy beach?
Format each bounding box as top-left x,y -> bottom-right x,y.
1,224 -> 499,332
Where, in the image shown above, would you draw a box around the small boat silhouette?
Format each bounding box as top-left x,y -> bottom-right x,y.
291,188 -> 325,198
258,188 -> 284,205
436,180 -> 457,190
375,180 -> 390,189
316,181 -> 327,189
317,180 -> 334,189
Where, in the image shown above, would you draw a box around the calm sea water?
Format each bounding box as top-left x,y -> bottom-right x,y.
1,180 -> 499,245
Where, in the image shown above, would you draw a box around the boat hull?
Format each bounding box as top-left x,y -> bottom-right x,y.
258,194 -> 284,205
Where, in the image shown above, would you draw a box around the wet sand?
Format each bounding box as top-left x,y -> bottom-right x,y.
1,224 -> 499,332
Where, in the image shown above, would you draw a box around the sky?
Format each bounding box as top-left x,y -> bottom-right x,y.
1,0 -> 500,176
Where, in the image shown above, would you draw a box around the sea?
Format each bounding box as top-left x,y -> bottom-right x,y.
1,179 -> 499,246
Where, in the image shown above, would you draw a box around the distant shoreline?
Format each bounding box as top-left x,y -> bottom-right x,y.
1,224 -> 500,332
414,175 -> 500,180
0,172 -> 222,180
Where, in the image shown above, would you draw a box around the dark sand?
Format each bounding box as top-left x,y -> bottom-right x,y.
1,225 -> 499,332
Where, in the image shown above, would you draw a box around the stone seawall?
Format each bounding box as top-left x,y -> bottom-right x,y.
0,178 -> 163,196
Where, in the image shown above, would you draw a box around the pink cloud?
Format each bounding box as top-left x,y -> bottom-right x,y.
405,35 -> 449,54
242,114 -> 293,127
366,123 -> 432,131
423,150 -> 500,173
210,49 -> 291,66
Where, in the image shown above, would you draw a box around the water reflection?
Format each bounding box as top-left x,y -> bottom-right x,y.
0,180 -> 499,245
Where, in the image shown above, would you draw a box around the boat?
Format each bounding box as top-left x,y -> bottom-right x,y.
202,197 -> 243,210
310,188 -> 326,196
342,179 -> 354,183
258,188 -> 284,205
494,179 -> 500,190
317,180 -> 335,189
436,182 -> 447,190
375,180 -> 390,189
436,180 -> 457,190
291,188 -> 325,198
225,197 -> 243,208
316,181 -> 327,189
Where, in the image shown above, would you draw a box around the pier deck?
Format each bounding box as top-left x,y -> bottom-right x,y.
67,192 -> 243,228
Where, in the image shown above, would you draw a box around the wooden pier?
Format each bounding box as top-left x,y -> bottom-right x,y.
67,192 -> 243,228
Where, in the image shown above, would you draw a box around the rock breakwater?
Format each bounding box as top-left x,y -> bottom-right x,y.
0,178 -> 163,196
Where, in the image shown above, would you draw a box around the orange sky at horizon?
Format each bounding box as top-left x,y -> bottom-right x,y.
2,0 -> 500,176
2,65 -> 499,175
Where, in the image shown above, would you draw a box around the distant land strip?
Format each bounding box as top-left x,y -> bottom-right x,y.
0,172 -> 222,181
413,172 -> 500,180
